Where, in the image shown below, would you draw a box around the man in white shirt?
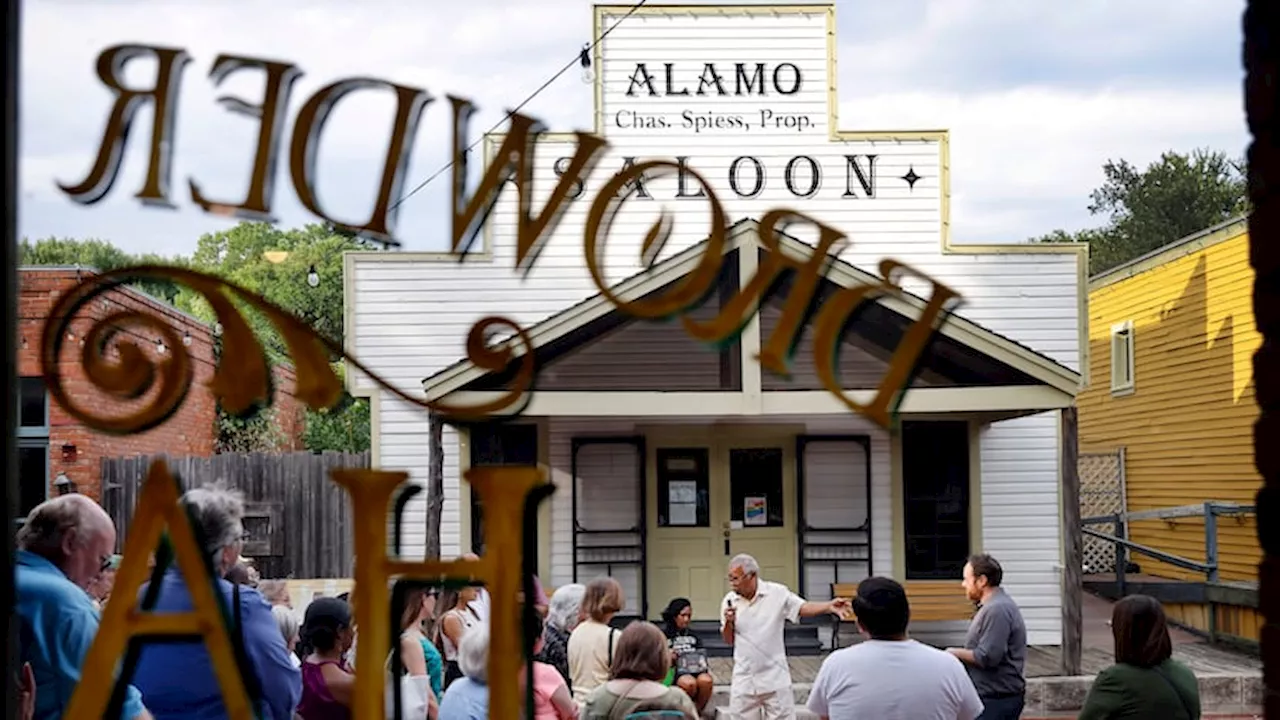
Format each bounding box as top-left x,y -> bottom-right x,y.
721,554 -> 850,720
806,576 -> 984,720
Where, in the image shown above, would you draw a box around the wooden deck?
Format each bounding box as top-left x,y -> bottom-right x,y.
706,591 -> 1260,683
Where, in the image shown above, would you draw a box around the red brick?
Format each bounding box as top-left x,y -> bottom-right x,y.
17,268 -> 308,502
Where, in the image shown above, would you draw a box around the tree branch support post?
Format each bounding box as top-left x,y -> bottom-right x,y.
425,412 -> 444,560
1060,405 -> 1083,676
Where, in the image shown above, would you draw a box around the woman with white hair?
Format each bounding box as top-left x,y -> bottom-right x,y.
130,483 -> 303,720
536,584 -> 585,690
437,624 -> 490,720
272,605 -> 303,669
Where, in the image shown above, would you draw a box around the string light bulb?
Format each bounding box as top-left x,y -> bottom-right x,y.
20,335 -> 27,350
306,265 -> 321,288
155,337 -> 167,354
579,44 -> 594,83
182,330 -> 192,347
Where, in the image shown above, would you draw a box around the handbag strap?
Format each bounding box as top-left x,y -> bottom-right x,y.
607,627 -> 618,667
230,584 -> 265,704
1150,664 -> 1195,720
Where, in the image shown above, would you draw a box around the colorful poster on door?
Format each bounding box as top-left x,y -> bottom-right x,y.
744,497 -> 767,526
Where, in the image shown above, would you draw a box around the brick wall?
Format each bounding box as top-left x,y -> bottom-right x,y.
18,268 -> 306,502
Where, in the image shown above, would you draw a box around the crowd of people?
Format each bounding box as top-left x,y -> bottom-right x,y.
13,486 -> 1205,720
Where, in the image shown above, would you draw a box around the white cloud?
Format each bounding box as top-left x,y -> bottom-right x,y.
19,0 -> 1247,254
841,84 -> 1246,241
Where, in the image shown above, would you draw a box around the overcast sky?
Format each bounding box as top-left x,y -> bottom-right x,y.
19,0 -> 1245,256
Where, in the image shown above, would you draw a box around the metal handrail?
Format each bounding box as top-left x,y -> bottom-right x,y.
1080,501 -> 1256,643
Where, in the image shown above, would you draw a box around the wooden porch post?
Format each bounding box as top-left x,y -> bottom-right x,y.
1245,2 -> 1280,715
425,412 -> 444,559
1060,405 -> 1083,676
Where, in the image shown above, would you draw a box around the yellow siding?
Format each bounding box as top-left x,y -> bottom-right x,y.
1079,229 -> 1260,582
1163,601 -> 1263,643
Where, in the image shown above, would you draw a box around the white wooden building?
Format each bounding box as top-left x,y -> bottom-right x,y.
343,3 -> 1087,647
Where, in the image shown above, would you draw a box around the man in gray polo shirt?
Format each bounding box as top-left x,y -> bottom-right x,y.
946,554 -> 1027,720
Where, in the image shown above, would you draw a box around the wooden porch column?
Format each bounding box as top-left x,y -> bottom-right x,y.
1245,3 -> 1280,715
1060,405 -> 1083,676
425,412 -> 444,559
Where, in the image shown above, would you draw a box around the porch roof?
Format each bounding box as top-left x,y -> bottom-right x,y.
422,218 -> 1083,402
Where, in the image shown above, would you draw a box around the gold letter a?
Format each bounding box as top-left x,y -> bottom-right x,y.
63,459 -> 257,720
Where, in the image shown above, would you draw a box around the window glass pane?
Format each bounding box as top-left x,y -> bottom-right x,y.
18,444 -> 48,518
19,377 -> 46,429
657,449 -> 709,528
901,422 -> 970,580
729,448 -> 784,527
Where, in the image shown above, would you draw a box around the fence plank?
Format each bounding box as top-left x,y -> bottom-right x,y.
100,451 -> 370,579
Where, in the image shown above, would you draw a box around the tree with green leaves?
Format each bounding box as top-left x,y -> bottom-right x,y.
173,222 -> 374,453
1032,148 -> 1249,274
20,223 -> 376,454
18,237 -> 187,302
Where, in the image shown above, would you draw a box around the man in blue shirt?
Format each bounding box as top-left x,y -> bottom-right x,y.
130,484 -> 301,720
16,494 -> 152,720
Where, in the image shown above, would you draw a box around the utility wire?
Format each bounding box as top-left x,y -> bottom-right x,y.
386,0 -> 650,215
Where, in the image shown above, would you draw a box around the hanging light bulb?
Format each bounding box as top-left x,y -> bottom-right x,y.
306,265 -> 321,288
155,337 -> 167,354
182,330 -> 193,347
579,44 -> 594,84
213,322 -> 223,337
20,335 -> 28,350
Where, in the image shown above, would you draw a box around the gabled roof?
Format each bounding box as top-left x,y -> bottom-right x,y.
423,218 -> 1082,400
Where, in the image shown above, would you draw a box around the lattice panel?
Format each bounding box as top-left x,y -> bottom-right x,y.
1080,451 -> 1124,574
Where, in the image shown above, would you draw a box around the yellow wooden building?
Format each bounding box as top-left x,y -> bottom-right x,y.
1078,216 -> 1261,642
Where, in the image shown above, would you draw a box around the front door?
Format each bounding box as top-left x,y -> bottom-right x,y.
647,435 -> 797,620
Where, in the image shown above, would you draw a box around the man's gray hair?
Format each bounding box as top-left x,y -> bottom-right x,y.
546,583 -> 586,632
181,483 -> 246,564
271,604 -> 299,645
457,623 -> 490,683
729,554 -> 760,576
16,494 -> 109,562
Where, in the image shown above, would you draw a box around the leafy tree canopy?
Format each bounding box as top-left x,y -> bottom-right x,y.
19,222 -> 376,453
1032,148 -> 1248,274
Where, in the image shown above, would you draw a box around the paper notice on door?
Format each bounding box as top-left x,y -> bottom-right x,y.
744,497 -> 767,525
669,480 -> 697,504
669,503 -> 697,526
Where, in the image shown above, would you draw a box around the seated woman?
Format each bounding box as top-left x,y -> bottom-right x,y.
297,597 -> 357,720
438,624 -> 490,720
1078,595 -> 1200,720
582,622 -> 699,720
660,598 -> 713,714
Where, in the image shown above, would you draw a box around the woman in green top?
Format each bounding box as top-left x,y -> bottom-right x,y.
398,587 -> 445,702
583,621 -> 698,720
1078,594 -> 1200,720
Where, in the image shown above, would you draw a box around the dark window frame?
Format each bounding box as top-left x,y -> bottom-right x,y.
656,448 -> 711,528
16,377 -> 50,521
468,422 -> 539,554
900,420 -> 971,581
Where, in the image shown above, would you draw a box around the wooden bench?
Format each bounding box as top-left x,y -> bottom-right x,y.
829,581 -> 977,648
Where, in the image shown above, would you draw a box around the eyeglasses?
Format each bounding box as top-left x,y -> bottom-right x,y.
99,556 -> 114,573
238,531 -> 251,542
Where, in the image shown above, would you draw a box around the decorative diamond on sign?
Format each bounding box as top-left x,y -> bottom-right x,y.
902,166 -> 921,190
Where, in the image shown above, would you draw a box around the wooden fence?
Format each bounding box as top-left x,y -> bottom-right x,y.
100,451 -> 370,579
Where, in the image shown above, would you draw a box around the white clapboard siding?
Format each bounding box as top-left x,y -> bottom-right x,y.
980,412 -> 1063,646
